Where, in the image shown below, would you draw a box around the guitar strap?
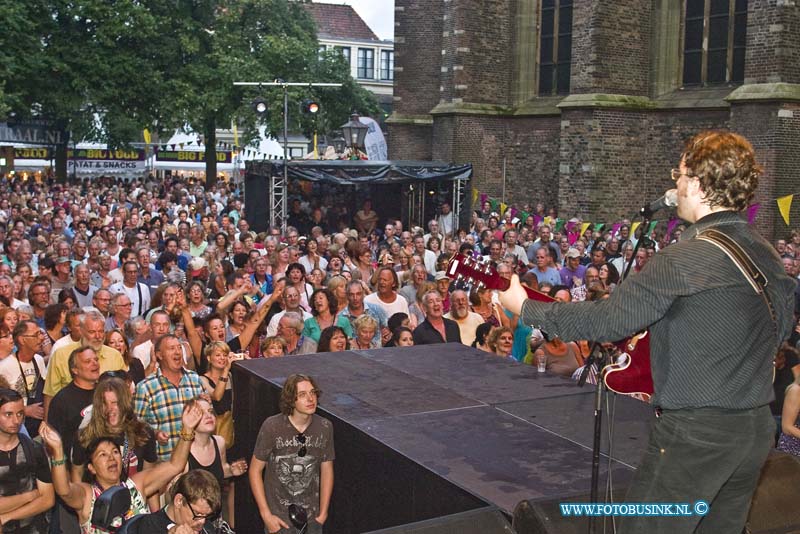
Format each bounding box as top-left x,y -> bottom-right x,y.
695,228 -> 779,342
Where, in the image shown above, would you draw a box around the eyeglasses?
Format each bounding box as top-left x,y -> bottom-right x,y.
297,389 -> 319,401
21,331 -> 44,338
185,498 -> 220,523
296,433 -> 307,457
670,168 -> 695,182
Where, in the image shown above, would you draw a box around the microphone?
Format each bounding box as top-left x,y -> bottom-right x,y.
642,189 -> 677,215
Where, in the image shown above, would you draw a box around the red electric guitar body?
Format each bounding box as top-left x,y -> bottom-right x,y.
445,253 -> 653,398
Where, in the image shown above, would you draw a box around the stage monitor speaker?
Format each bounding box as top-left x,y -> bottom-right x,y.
363,506 -> 515,534
513,494 -> 593,534
746,450 -> 800,534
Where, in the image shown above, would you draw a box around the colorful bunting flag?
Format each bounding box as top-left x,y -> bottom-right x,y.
647,221 -> 658,235
499,202 -> 507,216
747,203 -> 760,224
553,218 -> 565,232
777,194 -> 793,226
631,222 -> 641,236
666,217 -> 681,239
580,222 -> 592,237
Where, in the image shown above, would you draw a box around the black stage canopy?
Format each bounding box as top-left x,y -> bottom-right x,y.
248,159 -> 472,185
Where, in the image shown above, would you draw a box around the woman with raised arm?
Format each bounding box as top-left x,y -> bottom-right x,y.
39,401 -> 203,532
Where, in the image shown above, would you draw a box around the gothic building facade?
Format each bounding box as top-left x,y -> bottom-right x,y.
387,0 -> 800,237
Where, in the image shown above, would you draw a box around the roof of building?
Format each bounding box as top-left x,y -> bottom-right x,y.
303,2 -> 380,42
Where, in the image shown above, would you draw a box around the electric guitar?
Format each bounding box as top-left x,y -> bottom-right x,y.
445,253 -> 653,398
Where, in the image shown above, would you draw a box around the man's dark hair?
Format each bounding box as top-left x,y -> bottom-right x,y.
170,469 -> 222,516
44,303 -> 67,331
38,257 -> 55,271
279,374 -> 321,415
387,312 -> 409,332
158,251 -> 178,267
0,388 -> 23,408
232,253 -> 249,269
458,243 -> 474,256
68,345 -> 95,377
118,248 -> 135,262
376,266 -> 399,291
154,333 -> 179,354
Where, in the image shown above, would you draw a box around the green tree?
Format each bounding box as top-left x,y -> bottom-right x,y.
2,0 -> 380,184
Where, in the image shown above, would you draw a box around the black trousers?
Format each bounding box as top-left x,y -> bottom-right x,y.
619,405 -> 774,533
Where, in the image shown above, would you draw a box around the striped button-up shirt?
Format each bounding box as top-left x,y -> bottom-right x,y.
134,368 -> 205,460
521,211 -> 795,410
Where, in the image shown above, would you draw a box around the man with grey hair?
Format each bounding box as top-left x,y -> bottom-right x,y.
340,280 -> 389,346
412,290 -> 461,345
0,274 -> 25,308
105,292 -> 132,332
444,290 -> 484,346
266,285 -> 313,337
277,312 -> 317,355
42,310 -> 124,420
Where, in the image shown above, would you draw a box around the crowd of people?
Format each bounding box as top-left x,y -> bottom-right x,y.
0,169 -> 798,533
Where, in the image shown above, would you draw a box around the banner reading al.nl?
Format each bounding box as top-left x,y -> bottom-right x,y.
66,148 -> 147,172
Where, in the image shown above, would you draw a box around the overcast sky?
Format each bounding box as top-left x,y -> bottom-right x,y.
314,0 -> 395,41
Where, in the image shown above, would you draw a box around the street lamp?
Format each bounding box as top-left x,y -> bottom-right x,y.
340,113 -> 368,150
234,80 -> 342,231
332,136 -> 346,155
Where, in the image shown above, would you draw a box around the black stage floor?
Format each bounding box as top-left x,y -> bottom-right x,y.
232,343 -> 652,532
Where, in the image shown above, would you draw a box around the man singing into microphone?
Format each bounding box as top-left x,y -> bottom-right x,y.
499,131 -> 795,533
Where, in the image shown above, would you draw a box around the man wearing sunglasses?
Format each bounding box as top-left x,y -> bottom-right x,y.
250,374 -> 334,534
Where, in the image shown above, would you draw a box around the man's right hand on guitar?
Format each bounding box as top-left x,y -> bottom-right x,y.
498,274 -> 529,316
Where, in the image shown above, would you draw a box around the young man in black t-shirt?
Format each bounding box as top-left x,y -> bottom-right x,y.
0,389 -> 54,532
249,374 -> 335,534
47,346 -> 99,459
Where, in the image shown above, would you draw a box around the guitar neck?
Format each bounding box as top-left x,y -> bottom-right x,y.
445,253 -> 554,303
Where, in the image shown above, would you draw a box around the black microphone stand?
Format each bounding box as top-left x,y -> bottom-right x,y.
578,201 -> 658,534
577,339 -> 611,534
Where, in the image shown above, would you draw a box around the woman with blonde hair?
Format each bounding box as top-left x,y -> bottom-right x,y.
200,341 -> 235,451
260,336 -> 287,357
486,326 -> 514,358
326,275 -> 349,314
270,243 -> 291,278
183,396 -> 248,527
352,314 -> 380,350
